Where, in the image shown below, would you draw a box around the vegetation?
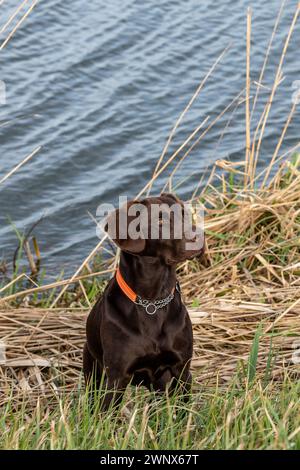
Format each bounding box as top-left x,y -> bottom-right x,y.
1,365 -> 299,450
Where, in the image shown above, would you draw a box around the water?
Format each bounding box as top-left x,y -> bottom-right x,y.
0,0 -> 299,276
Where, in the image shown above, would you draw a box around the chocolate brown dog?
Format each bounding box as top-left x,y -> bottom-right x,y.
83,193 -> 204,409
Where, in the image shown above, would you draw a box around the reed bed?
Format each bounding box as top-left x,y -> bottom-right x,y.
1,211 -> 300,409
0,298 -> 299,410
0,2 -> 299,449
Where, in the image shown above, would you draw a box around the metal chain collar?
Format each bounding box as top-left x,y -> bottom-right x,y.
134,283 -> 180,315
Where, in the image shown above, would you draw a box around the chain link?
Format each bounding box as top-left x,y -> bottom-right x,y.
134,285 -> 179,315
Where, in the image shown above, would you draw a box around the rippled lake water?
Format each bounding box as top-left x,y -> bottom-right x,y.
0,0 -> 299,275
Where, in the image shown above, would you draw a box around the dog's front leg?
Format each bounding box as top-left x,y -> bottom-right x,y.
169,367 -> 192,403
83,342 -> 107,412
83,342 -> 104,389
102,374 -> 130,411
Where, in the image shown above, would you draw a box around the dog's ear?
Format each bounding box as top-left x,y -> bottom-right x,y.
104,201 -> 146,254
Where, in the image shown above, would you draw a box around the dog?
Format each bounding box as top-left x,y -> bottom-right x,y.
83,193 -> 204,409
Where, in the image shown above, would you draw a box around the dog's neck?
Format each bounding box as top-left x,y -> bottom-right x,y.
118,251 -> 177,300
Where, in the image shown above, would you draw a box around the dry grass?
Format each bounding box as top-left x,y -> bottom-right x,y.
0,0 -> 39,50
0,291 -> 299,411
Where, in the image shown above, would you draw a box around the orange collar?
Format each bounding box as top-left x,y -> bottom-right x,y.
116,268 -> 137,302
115,268 -> 178,315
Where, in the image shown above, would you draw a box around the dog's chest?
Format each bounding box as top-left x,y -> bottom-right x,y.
136,314 -> 174,346
128,346 -> 181,383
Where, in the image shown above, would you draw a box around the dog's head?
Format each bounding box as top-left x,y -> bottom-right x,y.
104,193 -> 204,265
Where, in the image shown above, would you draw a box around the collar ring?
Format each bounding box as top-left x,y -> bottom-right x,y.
145,303 -> 157,315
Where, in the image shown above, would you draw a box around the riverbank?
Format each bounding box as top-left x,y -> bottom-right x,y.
1,154 -> 300,449
1,154 -> 300,382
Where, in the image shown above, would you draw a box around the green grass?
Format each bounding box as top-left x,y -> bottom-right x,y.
1,370 -> 299,450
2,330 -> 298,450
